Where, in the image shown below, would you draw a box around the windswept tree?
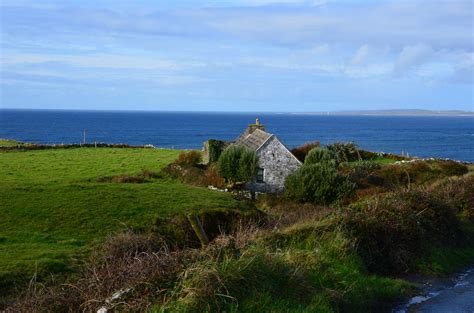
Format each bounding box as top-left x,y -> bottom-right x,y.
285,146 -> 354,204
218,145 -> 258,186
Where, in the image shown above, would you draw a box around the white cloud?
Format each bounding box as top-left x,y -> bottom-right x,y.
350,44 -> 369,65
393,44 -> 434,73
1,53 -> 203,70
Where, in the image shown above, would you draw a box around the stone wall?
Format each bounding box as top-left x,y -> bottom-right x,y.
247,136 -> 301,193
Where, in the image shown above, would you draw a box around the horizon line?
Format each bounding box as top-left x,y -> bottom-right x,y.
1,107 -> 473,115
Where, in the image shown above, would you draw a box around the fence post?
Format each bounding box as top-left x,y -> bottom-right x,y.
187,214 -> 210,247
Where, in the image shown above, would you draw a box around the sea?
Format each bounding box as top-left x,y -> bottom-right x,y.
0,109 -> 473,162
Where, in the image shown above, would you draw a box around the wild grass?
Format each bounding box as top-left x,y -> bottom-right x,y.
0,148 -> 245,298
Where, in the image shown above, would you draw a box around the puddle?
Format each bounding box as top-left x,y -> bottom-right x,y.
393,268 -> 474,313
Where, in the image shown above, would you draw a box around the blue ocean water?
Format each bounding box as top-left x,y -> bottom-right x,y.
0,109 -> 473,162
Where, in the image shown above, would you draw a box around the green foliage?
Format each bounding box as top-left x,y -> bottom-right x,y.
218,145 -> 258,184
163,222 -> 411,313
206,139 -> 227,163
342,176 -> 473,274
285,162 -> 355,204
290,141 -> 320,162
174,150 -> 202,166
326,142 -> 361,163
304,147 -> 335,166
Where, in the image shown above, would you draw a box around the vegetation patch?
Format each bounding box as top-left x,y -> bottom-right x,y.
97,169 -> 162,183
0,148 -> 245,301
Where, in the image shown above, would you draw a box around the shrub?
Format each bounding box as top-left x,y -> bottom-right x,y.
290,141 -> 320,162
204,163 -> 226,189
342,184 -> 466,274
10,232 -> 184,312
218,145 -> 258,185
285,163 -> 355,205
205,139 -> 228,164
153,208 -> 266,249
326,142 -> 361,163
432,160 -> 468,176
304,147 -> 335,166
161,163 -> 207,186
175,150 -> 202,166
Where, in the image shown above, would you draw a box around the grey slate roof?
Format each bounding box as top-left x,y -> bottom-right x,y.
235,128 -> 273,151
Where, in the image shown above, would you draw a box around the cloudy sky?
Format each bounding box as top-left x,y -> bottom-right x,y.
0,0 -> 472,112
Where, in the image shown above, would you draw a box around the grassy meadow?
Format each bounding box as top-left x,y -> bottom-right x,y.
0,147 -> 244,291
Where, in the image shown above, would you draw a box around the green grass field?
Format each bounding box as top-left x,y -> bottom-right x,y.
0,148 -> 243,287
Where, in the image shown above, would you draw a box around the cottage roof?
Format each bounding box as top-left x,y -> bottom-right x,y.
235,128 -> 273,151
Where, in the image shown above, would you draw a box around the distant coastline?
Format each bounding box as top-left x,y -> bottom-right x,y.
1,108 -> 473,116
292,109 -> 474,116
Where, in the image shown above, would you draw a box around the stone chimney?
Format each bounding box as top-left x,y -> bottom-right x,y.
248,118 -> 266,134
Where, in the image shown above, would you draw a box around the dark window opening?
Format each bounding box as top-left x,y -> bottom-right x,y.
256,168 -> 264,183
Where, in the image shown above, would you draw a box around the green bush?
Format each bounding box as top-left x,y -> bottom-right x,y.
285,163 -> 355,205
218,145 -> 258,185
290,141 -> 320,162
304,147 -> 335,166
206,139 -> 227,164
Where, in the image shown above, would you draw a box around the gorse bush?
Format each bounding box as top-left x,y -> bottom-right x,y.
175,150 -> 202,166
285,162 -> 354,205
218,145 -> 258,185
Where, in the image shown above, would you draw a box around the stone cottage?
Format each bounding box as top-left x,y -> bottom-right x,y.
204,119 -> 301,193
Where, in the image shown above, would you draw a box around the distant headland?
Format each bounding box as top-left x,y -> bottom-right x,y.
293,109 -> 474,116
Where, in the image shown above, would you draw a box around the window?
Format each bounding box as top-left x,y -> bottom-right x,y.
256,168 -> 264,183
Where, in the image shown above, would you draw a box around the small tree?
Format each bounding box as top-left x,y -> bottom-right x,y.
218,145 -> 258,186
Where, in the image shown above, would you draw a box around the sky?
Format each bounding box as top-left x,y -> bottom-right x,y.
0,0 -> 473,112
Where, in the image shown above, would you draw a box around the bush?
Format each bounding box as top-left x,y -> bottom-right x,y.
204,163 -> 226,189
161,163 -> 207,186
290,141 -> 320,162
432,160 -> 468,176
206,139 -> 228,164
326,142 -> 361,163
342,183 -> 467,274
304,147 -> 335,166
285,163 -> 355,205
175,150 -> 202,166
218,145 -> 258,185
153,208 -> 266,248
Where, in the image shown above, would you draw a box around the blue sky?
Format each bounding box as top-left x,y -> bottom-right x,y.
0,0 -> 472,112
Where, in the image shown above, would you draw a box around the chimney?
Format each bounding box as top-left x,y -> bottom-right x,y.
248,118 -> 265,134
